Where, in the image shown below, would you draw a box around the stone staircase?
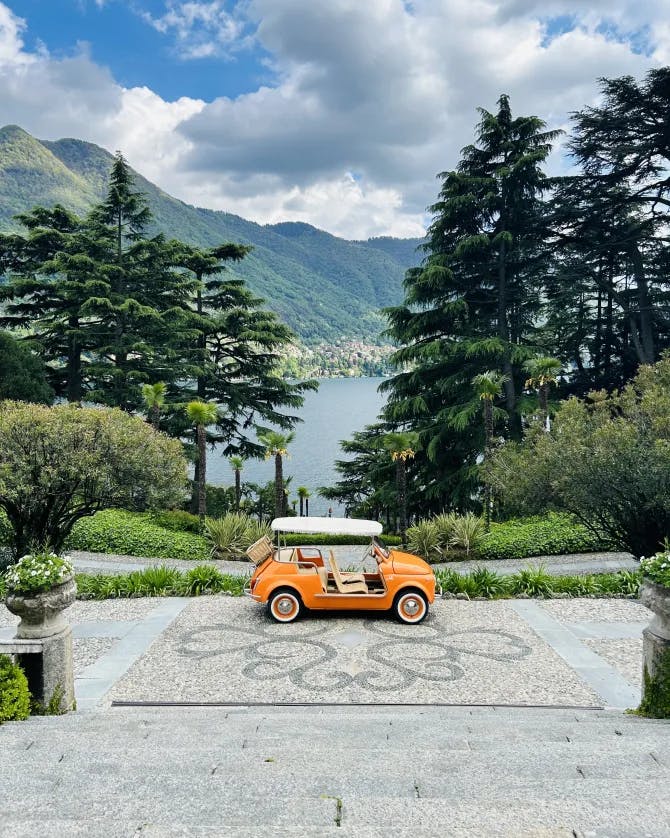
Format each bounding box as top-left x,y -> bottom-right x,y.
1,705 -> 669,836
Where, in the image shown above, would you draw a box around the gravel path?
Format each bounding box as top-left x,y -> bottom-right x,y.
70,548 -> 638,577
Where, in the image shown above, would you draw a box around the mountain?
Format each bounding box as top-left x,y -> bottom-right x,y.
0,125 -> 423,342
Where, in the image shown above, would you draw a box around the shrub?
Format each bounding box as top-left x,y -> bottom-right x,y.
489,355 -> 670,557
406,520 -> 442,562
280,533 -> 402,547
74,566 -> 248,599
205,513 -> 271,560
433,513 -> 460,546
151,510 -> 202,535
66,510 -> 210,561
0,402 -> 187,557
508,566 -> 555,597
448,513 -> 486,556
0,654 -> 31,723
4,551 -> 74,595
475,513 -> 610,562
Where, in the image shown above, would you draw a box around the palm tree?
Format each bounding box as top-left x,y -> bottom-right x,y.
297,486 -> 310,517
524,356 -> 562,430
382,431 -> 419,543
229,456 -> 244,511
472,371 -> 509,529
186,400 -> 218,521
257,430 -> 295,518
141,382 -> 166,429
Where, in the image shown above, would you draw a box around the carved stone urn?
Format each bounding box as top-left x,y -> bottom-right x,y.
638,579 -> 670,715
5,575 -> 77,639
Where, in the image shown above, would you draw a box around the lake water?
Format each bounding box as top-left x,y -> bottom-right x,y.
207,377 -> 386,516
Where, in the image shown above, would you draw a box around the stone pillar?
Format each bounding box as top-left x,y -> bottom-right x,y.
638,580 -> 670,717
5,576 -> 77,713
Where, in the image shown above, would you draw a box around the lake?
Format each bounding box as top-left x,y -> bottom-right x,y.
207,377 -> 386,516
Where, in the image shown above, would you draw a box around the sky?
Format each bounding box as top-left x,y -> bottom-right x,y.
0,1 -> 666,239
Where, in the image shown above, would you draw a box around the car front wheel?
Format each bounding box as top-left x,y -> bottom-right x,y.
268,588 -> 303,623
393,590 -> 428,624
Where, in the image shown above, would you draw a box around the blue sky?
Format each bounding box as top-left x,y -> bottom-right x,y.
0,1 -> 665,238
10,0 -> 271,101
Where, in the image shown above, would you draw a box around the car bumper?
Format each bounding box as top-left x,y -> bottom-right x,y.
243,585 -> 262,601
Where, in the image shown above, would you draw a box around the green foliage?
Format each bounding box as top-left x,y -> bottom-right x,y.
66,510 -> 210,561
406,520 -> 443,562
0,654 -> 31,723
0,332 -> 53,404
0,402 -> 187,557
205,513 -> 272,560
281,533 -> 402,547
489,355 -> 670,557
477,514 -> 610,562
74,566 -> 248,599
4,551 -> 73,595
151,510 -> 202,535
449,513 -> 487,556
640,548 -> 670,589
434,567 -> 641,600
507,566 -> 555,597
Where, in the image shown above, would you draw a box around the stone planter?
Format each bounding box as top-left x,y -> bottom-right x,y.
638,579 -> 670,716
5,575 -> 77,640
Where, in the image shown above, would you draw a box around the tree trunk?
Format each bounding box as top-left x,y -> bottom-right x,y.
234,470 -> 241,512
66,316 -> 82,403
274,453 -> 283,519
196,283 -> 207,399
629,245 -> 655,363
305,497 -> 309,516
397,461 -> 408,543
539,383 -> 549,431
497,239 -> 518,437
299,496 -> 304,517
197,424 -> 207,521
483,400 -> 494,531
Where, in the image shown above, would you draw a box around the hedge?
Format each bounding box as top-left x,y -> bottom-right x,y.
65,510 -> 211,561
475,514 -> 612,562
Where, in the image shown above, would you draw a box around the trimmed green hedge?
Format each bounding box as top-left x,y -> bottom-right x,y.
65,510 -> 211,561
474,514 -> 612,562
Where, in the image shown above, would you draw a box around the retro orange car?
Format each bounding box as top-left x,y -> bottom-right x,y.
244,517 -> 437,624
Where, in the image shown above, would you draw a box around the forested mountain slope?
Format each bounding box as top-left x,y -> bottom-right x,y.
0,125 -> 423,341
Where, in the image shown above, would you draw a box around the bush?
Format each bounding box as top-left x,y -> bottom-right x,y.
476,513 -> 610,562
151,510 -> 202,535
449,513 -> 486,556
205,513 -> 272,560
641,547 -> 670,588
0,402 -> 187,557
406,520 -> 442,562
433,566 -> 641,600
0,654 -> 31,723
66,510 -> 210,561
489,355 -> 670,557
75,566 -> 248,599
280,533 -> 402,547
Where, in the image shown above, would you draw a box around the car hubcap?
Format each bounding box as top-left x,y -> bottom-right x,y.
403,598 -> 420,616
277,597 -> 294,615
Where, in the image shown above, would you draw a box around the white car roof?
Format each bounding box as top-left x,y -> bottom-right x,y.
270,516 -> 383,537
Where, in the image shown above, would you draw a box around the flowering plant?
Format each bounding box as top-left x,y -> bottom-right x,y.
640,544 -> 670,589
4,551 -> 74,596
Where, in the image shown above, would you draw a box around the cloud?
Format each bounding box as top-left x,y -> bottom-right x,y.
139,1 -> 249,59
0,0 -> 665,238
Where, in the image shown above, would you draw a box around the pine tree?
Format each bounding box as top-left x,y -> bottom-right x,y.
382,95 -> 558,510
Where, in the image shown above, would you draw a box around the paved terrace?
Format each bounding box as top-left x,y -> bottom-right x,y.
2,585 -> 667,835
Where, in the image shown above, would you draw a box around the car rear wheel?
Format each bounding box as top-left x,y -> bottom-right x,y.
268,588 -> 303,623
393,589 -> 428,624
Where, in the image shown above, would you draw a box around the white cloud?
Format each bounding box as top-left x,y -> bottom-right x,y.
140,1 -> 248,59
0,0 -> 666,238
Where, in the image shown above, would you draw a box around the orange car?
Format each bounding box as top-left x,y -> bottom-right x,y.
244,517 -> 437,624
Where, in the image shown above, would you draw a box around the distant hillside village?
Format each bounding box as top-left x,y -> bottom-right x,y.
279,340 -> 394,378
